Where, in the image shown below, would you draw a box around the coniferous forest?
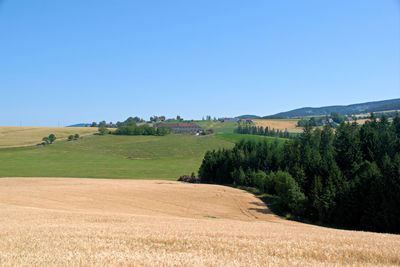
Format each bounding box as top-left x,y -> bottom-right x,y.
235,125 -> 292,138
199,114 -> 400,233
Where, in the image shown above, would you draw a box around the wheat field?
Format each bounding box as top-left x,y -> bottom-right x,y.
253,119 -> 302,133
0,178 -> 399,266
0,126 -> 98,148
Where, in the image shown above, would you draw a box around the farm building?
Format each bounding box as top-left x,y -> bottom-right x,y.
154,123 -> 203,134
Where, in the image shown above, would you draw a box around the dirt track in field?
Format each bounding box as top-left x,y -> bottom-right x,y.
0,178 -> 399,266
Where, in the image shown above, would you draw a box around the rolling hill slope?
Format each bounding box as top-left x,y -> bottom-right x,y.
0,178 -> 398,266
0,134 -> 234,179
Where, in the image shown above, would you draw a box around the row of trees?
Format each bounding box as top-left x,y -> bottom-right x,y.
116,117 -> 144,127
202,115 -> 217,121
91,121 -> 115,128
40,133 -> 79,145
91,115 -> 186,127
297,112 -> 351,127
150,116 -> 166,122
113,125 -> 170,136
91,117 -> 145,128
235,125 -> 291,138
198,114 -> 400,234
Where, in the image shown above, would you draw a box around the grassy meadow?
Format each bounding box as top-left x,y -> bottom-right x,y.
0,124 -> 289,179
0,133 -> 234,179
217,133 -> 289,145
195,121 -> 238,133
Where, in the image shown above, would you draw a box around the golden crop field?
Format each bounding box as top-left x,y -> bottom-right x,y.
356,119 -> 370,125
0,178 -> 398,266
253,119 -> 302,133
0,126 -> 98,148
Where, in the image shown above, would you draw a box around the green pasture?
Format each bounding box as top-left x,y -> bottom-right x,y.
195,121 -> 238,133
0,134 -> 233,179
0,122 -> 289,179
216,133 -> 289,145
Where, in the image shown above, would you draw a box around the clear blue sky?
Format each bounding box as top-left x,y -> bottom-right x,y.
0,0 -> 399,126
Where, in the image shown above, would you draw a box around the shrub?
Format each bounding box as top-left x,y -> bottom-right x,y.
263,172 -> 276,194
245,169 -> 256,187
98,126 -> 108,135
68,135 -> 74,141
178,173 -> 199,183
273,171 -> 306,215
232,167 -> 246,185
48,134 -> 56,144
254,170 -> 267,192
42,137 -> 50,144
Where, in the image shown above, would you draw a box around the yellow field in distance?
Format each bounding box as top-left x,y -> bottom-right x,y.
253,119 -> 302,133
0,126 -> 98,148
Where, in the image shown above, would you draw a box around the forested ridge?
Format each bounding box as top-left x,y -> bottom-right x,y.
199,114 -> 400,233
269,98 -> 400,118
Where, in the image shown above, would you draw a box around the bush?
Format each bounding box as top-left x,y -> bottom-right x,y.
273,171 -> 306,215
178,173 -> 199,183
264,172 -> 276,194
42,136 -> 50,144
68,135 -> 74,141
232,167 -> 246,185
98,126 -> 108,135
254,170 -> 267,192
74,134 -> 80,140
156,126 -> 169,136
48,134 -> 56,143
245,169 -> 256,187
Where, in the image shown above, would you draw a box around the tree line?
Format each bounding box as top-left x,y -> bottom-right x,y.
93,116 -> 171,136
235,125 -> 291,138
297,112 -> 350,128
90,117 -> 144,128
113,124 -> 170,136
198,113 -> 400,234
91,115 -> 187,127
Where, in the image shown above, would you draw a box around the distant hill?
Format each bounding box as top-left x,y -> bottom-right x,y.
67,123 -> 90,127
237,115 -> 261,119
266,98 -> 400,118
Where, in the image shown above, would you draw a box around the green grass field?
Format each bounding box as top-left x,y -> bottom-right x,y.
0,134 -> 234,179
195,121 -> 238,133
0,122 -> 289,180
216,133 -> 289,145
